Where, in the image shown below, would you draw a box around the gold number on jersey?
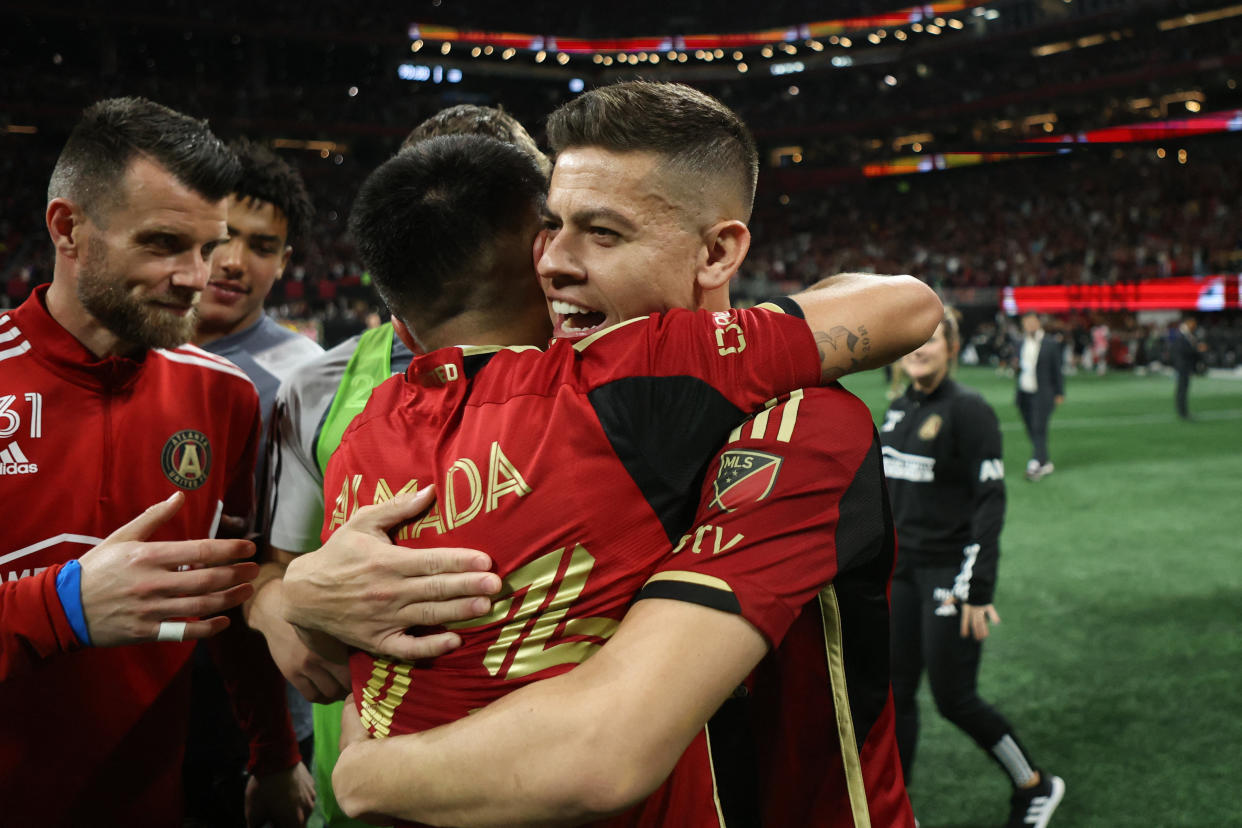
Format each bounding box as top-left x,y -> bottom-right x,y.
715,323 -> 747,356
448,543 -> 619,680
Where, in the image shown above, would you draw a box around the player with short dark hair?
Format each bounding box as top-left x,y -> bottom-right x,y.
252,106 -> 556,828
47,95 -> 240,224
351,135 -> 550,349
0,96 -> 291,826
545,79 -> 758,220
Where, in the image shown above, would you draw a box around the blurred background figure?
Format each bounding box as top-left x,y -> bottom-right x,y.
881,310 -> 1064,828
1171,315 -> 1208,419
1015,312 -> 1065,481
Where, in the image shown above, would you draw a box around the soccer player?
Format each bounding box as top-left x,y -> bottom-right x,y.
0,97 -> 299,825
883,310 -> 1064,828
194,137 -> 322,472
249,105 -> 551,828
187,136 -> 321,827
294,82 -> 935,826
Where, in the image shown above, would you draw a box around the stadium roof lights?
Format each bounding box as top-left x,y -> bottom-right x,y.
405,0 -> 985,66
1157,3 -> 1242,30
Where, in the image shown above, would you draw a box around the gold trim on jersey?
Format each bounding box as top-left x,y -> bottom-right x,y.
817,585 -> 872,827
701,723 -> 729,827
360,658 -> 415,739
457,344 -> 542,357
571,316 -> 648,351
643,570 -> 735,593
753,301 -> 788,314
727,389 -> 806,444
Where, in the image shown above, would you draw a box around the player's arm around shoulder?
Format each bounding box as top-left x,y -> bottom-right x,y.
789,273 -> 942,382
332,598 -> 769,826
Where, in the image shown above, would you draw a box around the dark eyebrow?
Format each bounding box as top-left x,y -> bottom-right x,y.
568,207 -> 639,235
134,228 -> 185,245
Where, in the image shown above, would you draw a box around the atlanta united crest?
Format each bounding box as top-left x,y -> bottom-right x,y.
709,449 -> 783,513
161,430 -> 212,490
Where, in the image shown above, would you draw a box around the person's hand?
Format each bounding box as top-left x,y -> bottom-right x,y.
959,602 -> 1001,640
282,486 -> 500,661
333,695 -> 393,826
262,596 -> 352,702
244,761 -> 316,828
78,492 -> 258,647
339,692 -> 370,753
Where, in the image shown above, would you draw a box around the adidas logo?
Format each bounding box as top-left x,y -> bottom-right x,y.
0,441 -> 38,475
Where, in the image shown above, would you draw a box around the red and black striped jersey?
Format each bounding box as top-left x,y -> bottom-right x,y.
639,386 -> 914,827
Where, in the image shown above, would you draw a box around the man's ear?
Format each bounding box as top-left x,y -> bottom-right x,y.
46,198 -> 85,260
277,245 -> 293,278
695,219 -> 751,292
390,315 -> 426,356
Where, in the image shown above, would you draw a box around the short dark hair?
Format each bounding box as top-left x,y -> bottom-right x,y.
48,97 -> 239,222
349,134 -> 546,328
402,104 -> 550,176
229,137 -> 314,247
546,81 -> 758,218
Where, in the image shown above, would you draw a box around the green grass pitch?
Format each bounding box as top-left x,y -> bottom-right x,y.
840,365 -> 1242,828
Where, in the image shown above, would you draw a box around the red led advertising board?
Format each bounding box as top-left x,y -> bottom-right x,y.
1002,275 -> 1241,313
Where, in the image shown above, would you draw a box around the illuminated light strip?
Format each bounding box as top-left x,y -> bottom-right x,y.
1158,3 -> 1242,30
407,2 -> 985,53
853,109 -> 1242,179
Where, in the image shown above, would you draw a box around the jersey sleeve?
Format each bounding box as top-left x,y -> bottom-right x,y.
205,612 -> 302,777
581,303 -> 822,415
222,386 -> 262,536
267,379 -> 329,554
953,394 -> 1006,605
636,387 -> 888,646
0,563 -> 81,681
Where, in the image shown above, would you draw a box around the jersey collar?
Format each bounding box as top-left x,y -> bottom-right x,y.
12,284 -> 147,390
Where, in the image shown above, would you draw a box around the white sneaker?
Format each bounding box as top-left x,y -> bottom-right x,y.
1038,462 -> 1055,478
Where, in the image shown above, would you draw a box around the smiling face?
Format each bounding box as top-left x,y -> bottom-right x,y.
195,194 -> 291,342
901,321 -> 957,390
70,157 -> 229,353
537,147 -> 708,341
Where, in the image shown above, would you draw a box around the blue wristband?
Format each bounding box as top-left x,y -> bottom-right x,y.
54,560 -> 92,646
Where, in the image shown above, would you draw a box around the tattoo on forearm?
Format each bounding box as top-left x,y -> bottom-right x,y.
814,324 -> 872,381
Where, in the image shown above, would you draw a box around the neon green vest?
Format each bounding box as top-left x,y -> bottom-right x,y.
310,322 -> 396,828
315,323 -> 398,475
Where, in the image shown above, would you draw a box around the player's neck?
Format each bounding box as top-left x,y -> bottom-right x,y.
421,307 -> 551,352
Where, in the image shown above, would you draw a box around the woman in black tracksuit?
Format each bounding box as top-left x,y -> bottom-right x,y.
882,311 -> 1065,828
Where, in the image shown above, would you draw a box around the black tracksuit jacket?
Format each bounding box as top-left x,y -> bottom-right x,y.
879,377 -> 1006,604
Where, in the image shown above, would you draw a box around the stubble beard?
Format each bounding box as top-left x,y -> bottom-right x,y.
76,236 -> 199,351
